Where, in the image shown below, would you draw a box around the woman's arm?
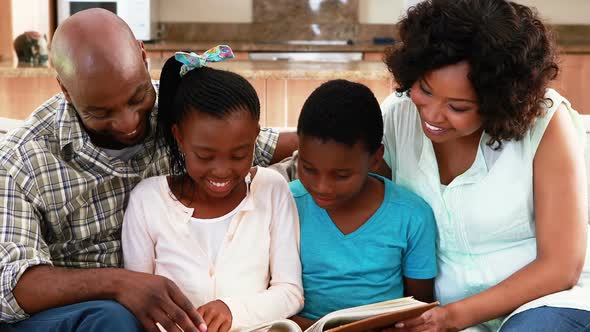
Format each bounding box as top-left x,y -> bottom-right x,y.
444,104 -> 587,328
398,104 -> 588,331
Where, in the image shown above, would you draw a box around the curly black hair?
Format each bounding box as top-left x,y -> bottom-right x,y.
158,55 -> 260,177
385,0 -> 559,148
297,79 -> 383,154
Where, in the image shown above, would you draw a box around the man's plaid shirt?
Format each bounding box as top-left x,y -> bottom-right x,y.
0,82 -> 278,323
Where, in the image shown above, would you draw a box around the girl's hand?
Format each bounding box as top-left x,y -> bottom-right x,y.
383,306 -> 459,332
197,300 -> 233,332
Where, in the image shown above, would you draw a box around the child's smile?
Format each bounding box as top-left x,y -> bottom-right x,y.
207,179 -> 232,191
171,109 -> 259,216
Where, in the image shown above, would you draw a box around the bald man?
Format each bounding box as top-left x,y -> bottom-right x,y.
0,8 -> 296,332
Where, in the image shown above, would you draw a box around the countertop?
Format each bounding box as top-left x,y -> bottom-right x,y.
2,42 -> 589,79
144,40 -> 590,54
0,58 -> 391,80
144,41 -> 389,52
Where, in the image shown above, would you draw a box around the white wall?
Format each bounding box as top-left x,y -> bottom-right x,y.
158,0 -> 589,25
159,0 -> 252,23
359,0 -> 403,24
359,0 -> 590,25
514,0 -> 590,25
159,0 -> 405,24
11,0 -> 588,30
11,0 -> 50,39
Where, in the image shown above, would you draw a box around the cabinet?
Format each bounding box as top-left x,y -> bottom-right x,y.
0,76 -> 60,119
0,1 -> 12,62
551,54 -> 590,113
363,52 -> 386,61
262,78 -> 393,128
1,53 -> 588,126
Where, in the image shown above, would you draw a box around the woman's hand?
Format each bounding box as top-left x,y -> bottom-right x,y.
197,300 -> 233,332
382,306 -> 459,332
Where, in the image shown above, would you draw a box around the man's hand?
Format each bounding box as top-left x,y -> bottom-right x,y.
12,266 -> 206,332
271,131 -> 299,164
114,271 -> 207,332
197,300 -> 233,332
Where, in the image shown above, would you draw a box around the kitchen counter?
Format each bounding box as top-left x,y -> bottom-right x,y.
3,40 -> 590,79
2,53 -> 590,125
144,40 -> 389,53
144,40 -> 590,54
0,58 -> 391,80
0,58 -> 393,125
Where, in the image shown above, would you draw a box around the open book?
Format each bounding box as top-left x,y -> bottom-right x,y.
244,297 -> 438,332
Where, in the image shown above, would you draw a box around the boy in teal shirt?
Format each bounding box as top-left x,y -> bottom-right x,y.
289,80 -> 437,329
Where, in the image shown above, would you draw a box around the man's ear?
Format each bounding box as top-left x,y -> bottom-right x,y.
370,144 -> 385,172
56,77 -> 73,104
138,40 -> 148,69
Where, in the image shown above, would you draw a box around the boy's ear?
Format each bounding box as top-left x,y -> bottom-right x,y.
369,144 -> 385,172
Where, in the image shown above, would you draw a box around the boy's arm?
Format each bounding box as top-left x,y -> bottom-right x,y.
403,277 -> 435,303
290,315 -> 317,330
401,203 -> 438,303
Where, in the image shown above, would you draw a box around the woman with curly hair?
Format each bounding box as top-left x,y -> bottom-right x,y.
379,0 -> 590,331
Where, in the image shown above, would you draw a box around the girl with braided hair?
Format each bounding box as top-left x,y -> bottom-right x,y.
121,48 -> 303,332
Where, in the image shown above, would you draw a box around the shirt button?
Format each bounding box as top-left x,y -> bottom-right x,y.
227,234 -> 233,241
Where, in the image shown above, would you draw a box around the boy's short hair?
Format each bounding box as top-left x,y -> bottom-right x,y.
297,79 -> 383,154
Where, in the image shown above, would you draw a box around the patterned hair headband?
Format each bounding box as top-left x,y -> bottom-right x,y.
175,45 -> 235,77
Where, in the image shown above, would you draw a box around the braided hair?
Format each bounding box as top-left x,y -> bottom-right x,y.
157,55 -> 260,177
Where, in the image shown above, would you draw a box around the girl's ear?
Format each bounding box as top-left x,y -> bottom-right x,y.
171,124 -> 184,151
369,144 -> 385,172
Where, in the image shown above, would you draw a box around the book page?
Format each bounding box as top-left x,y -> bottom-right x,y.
242,297 -> 435,332
244,318 -> 302,332
305,297 -> 434,332
324,302 -> 438,332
